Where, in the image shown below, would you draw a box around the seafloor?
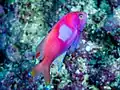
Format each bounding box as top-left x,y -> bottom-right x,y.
0,0 -> 120,90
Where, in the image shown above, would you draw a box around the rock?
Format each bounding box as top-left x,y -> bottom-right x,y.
0,5 -> 4,17
6,44 -> 21,62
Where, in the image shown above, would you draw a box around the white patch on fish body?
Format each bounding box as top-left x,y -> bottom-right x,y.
58,24 -> 72,42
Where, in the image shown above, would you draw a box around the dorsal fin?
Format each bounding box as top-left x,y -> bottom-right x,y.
36,37 -> 46,61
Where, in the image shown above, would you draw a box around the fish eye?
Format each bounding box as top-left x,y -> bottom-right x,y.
79,14 -> 83,19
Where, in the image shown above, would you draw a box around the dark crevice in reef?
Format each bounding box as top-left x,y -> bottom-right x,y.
0,49 -> 7,65
96,0 -> 102,8
0,0 -> 8,14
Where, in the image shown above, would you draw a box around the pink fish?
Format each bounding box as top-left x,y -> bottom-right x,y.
31,11 -> 87,85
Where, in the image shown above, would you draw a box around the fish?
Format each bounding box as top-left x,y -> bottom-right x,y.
31,11 -> 87,86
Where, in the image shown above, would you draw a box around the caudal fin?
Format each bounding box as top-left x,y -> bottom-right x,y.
31,62 -> 50,85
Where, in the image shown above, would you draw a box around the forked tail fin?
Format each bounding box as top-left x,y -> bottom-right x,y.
31,61 -> 50,85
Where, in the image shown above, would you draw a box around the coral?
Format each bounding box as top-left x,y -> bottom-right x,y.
0,0 -> 120,90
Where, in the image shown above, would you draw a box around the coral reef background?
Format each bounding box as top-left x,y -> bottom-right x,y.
0,0 -> 120,90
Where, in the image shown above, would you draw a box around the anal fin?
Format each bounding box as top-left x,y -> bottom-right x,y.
52,51 -> 66,72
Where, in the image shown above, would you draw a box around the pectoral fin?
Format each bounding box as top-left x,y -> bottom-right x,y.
68,34 -> 80,53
